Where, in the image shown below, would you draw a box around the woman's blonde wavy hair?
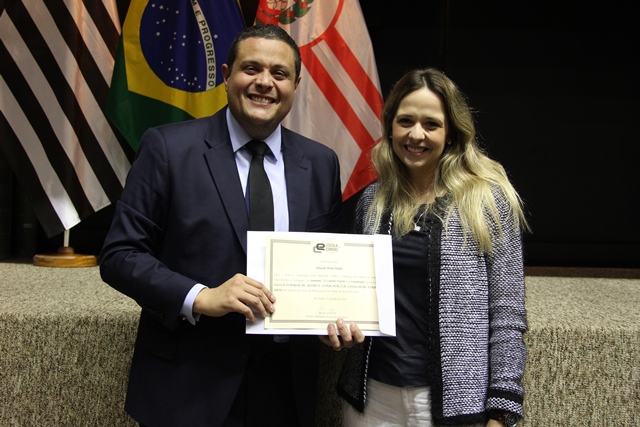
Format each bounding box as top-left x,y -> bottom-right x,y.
369,68 -> 528,252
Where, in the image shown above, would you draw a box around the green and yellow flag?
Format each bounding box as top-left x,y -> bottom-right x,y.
108,0 -> 245,150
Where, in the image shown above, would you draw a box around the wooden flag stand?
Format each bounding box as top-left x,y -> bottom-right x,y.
33,229 -> 97,268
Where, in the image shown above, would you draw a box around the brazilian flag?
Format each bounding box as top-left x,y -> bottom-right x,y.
108,0 -> 245,150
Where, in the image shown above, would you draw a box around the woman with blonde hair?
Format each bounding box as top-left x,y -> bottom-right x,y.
336,68 -> 528,427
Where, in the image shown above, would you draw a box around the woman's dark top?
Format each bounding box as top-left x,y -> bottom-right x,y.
368,211 -> 433,388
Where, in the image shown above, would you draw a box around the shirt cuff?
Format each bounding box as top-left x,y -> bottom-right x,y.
180,283 -> 207,325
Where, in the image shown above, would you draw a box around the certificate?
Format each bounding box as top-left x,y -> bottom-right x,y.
246,232 -> 395,337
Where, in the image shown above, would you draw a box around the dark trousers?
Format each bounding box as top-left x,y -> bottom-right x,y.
139,339 -> 300,427
224,338 -> 299,427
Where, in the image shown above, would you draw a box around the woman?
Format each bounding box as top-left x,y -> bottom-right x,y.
336,68 -> 528,427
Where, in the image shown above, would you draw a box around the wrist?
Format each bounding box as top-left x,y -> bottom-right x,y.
489,410 -> 519,427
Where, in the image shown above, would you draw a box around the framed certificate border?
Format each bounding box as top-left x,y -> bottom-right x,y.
246,231 -> 395,337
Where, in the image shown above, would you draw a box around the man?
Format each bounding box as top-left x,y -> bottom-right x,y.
100,24 -> 358,427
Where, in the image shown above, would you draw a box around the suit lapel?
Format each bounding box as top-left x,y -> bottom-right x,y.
203,110 -> 250,253
283,129 -> 311,232
202,117 -> 312,245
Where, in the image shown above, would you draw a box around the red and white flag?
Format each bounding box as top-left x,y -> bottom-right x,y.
256,0 -> 383,200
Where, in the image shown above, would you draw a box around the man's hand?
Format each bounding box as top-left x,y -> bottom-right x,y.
320,318 -> 365,351
193,274 -> 276,322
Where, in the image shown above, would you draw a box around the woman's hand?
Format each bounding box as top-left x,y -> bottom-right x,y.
319,318 -> 365,351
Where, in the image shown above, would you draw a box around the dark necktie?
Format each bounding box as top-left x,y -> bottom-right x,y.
246,140 -> 274,231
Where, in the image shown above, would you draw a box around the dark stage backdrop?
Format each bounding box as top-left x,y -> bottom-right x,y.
2,0 -> 638,268
358,1 -> 640,268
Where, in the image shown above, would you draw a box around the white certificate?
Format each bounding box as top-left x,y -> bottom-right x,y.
246,231 -> 395,337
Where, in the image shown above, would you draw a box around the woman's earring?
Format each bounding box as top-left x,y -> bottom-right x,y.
447,141 -> 452,145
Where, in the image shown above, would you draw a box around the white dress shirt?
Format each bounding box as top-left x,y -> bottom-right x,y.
180,109 -> 289,324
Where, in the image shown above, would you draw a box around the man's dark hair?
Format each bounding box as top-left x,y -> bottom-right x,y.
226,24 -> 302,80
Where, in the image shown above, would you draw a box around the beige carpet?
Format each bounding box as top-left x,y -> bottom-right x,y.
1,260 -> 638,426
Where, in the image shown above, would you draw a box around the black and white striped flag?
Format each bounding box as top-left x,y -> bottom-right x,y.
0,0 -> 132,238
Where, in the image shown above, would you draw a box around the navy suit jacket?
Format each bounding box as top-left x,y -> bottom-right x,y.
100,108 -> 343,427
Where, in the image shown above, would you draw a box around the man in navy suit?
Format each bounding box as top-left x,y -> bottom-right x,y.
100,24 -> 360,427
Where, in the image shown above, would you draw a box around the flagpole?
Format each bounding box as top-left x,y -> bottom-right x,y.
33,228 -> 97,268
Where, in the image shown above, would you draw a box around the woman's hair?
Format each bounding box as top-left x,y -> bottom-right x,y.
369,68 -> 528,252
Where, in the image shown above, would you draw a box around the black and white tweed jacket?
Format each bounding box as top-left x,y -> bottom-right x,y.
337,183 -> 527,425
